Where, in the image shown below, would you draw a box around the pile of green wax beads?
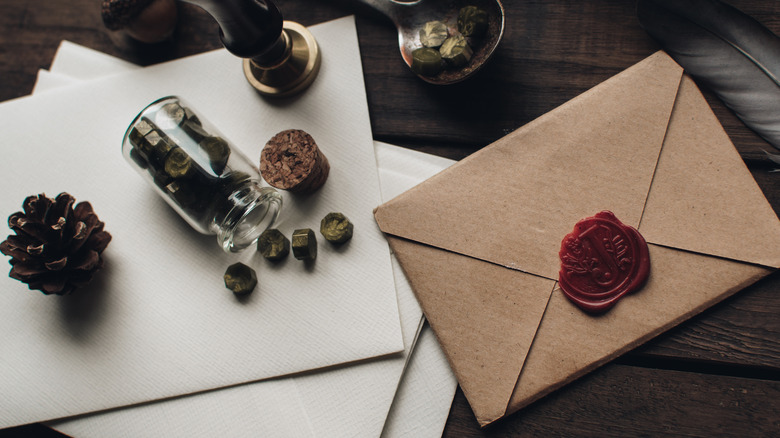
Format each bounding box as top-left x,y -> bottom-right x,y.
126,100 -> 253,228
411,6 -> 489,77
230,212 -> 355,296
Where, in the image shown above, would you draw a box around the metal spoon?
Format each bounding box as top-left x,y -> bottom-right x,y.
357,0 -> 505,84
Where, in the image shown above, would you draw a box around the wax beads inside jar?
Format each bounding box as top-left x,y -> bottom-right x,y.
122,96 -> 282,252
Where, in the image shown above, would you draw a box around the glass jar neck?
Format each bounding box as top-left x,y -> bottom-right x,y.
215,182 -> 282,252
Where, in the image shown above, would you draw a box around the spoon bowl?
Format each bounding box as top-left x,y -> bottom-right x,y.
358,0 -> 505,84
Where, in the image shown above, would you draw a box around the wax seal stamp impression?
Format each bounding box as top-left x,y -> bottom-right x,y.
558,211 -> 650,313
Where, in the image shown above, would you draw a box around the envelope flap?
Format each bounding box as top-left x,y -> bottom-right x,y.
375,52 -> 684,280
386,236 -> 556,425
504,245 -> 773,426
639,75 -> 780,268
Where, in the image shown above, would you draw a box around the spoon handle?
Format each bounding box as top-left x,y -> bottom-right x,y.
354,0 -> 420,24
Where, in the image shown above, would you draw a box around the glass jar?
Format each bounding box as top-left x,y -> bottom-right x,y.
122,96 -> 282,252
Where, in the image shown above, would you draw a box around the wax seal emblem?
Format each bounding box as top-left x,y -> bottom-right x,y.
558,211 -> 650,313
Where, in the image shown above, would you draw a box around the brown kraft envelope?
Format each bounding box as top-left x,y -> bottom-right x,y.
373,51 -> 780,427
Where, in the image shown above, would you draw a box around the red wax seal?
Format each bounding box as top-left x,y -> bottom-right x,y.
558,211 -> 650,313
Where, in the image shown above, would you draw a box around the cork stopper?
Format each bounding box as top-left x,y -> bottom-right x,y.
259,129 -> 330,194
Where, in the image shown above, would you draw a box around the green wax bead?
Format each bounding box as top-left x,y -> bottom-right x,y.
419,21 -> 449,48
223,262 -> 257,295
257,229 -> 290,261
151,167 -> 173,188
320,212 -> 354,244
142,130 -> 175,169
186,177 -> 221,222
440,34 -> 473,67
183,106 -> 201,126
411,48 -> 443,77
129,147 -> 149,169
199,136 -> 231,175
128,118 -> 155,148
458,6 -> 489,37
182,119 -> 210,144
155,101 -> 187,130
133,128 -> 157,159
292,228 -> 317,261
164,147 -> 195,179
165,180 -> 197,208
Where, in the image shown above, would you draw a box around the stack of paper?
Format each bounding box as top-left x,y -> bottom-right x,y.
0,17 -> 457,437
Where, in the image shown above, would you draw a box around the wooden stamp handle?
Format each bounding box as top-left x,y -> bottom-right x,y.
181,0 -> 286,63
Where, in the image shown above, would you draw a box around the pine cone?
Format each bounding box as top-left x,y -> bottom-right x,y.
0,193 -> 112,295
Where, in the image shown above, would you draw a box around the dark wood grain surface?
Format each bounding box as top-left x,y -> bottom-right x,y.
1,0 -> 779,436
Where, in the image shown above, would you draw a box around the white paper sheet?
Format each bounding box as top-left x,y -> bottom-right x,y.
48,142 -> 458,438
33,38 -> 457,438
49,41 -> 141,79
0,16 -> 404,428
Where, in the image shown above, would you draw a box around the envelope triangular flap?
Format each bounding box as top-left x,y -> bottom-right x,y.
375,52 -> 683,280
386,236 -> 556,426
502,245 -> 772,426
639,75 -> 780,268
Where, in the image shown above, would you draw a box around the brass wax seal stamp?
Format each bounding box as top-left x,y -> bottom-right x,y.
181,0 -> 321,97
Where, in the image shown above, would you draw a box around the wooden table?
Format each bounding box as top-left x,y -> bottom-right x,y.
1,1 -> 778,436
